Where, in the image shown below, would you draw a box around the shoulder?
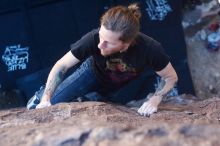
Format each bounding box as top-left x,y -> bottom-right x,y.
82,28 -> 99,39
74,28 -> 99,45
137,32 -> 162,48
132,32 -> 163,56
87,28 -> 99,45
89,28 -> 99,36
88,28 -> 99,38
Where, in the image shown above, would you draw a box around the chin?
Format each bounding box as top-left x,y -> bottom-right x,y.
101,50 -> 109,56
101,53 -> 109,57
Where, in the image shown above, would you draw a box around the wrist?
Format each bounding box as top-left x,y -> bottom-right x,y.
154,92 -> 164,98
41,95 -> 51,102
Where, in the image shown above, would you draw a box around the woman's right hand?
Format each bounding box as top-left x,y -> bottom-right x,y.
36,100 -> 51,109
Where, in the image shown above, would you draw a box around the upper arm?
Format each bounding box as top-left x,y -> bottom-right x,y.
56,51 -> 80,70
156,62 -> 178,81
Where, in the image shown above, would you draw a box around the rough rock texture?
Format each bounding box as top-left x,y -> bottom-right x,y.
1,95 -> 220,146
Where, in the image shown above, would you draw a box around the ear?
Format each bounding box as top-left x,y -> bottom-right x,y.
120,42 -> 130,52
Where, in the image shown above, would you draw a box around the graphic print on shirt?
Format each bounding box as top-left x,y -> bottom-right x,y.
105,58 -> 138,84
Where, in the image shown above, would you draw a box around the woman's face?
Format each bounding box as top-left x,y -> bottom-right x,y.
98,25 -> 129,56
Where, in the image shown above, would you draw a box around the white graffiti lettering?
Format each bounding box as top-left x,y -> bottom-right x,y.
146,0 -> 172,21
2,44 -> 29,72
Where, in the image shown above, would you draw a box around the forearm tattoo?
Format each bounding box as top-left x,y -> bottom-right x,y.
155,79 -> 177,97
44,67 -> 66,96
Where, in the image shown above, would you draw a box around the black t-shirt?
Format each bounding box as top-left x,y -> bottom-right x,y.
71,28 -> 169,88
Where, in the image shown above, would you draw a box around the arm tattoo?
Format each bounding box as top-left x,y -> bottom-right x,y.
44,67 -> 66,96
155,79 -> 177,97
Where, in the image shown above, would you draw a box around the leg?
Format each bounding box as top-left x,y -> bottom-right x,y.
50,58 -> 100,104
107,73 -> 179,105
27,57 -> 101,109
105,70 -> 156,104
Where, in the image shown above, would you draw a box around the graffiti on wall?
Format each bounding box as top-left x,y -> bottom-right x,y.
145,0 -> 172,21
2,44 -> 29,72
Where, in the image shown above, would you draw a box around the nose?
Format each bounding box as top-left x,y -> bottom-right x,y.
98,40 -> 106,50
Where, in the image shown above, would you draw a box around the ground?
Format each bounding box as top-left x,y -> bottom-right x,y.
1,95 -> 220,146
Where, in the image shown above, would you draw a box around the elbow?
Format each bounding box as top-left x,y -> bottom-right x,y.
53,60 -> 68,73
173,72 -> 178,84
54,60 -> 64,69
55,59 -> 63,67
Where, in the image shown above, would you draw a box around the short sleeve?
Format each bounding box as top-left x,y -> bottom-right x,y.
150,43 -> 170,71
70,29 -> 97,61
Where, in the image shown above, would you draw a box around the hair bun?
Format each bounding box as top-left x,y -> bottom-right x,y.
128,3 -> 141,20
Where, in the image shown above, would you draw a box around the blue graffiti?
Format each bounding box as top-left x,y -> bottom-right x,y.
2,44 -> 29,72
146,0 -> 172,21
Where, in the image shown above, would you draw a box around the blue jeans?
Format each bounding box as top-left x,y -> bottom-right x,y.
28,57 -> 173,109
32,57 -> 103,105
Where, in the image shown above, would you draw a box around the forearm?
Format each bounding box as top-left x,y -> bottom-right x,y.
138,62 -> 178,116
155,76 -> 178,97
41,62 -> 68,101
155,62 -> 178,97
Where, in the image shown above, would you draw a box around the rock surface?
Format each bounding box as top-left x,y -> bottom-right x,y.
1,95 -> 220,146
